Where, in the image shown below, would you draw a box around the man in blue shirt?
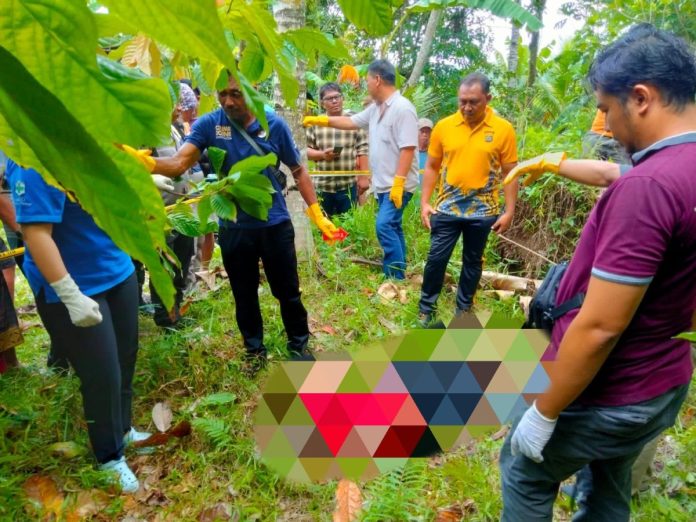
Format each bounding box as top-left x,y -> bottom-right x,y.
125,73 -> 337,370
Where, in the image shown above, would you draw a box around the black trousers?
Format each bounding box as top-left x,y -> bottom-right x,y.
134,231 -> 194,326
219,220 -> 309,354
36,273 -> 139,464
419,213 -> 497,314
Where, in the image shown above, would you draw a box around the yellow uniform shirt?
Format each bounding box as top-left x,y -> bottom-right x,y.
428,106 -> 517,218
590,109 -> 613,138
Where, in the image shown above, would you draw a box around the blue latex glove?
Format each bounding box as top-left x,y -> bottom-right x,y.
511,401 -> 557,463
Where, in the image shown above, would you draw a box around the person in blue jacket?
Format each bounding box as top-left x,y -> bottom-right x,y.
5,160 -> 149,493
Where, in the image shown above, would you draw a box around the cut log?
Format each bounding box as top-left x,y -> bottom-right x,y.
481,271 -> 541,292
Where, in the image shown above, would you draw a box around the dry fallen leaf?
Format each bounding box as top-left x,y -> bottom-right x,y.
64,489 -> 110,522
23,475 -> 64,518
398,289 -> 408,304
169,420 -> 192,438
490,425 -> 509,441
320,325 -> 337,335
377,282 -> 399,302
152,402 -> 173,433
333,479 -> 362,522
132,420 -> 192,448
198,502 -> 239,522
435,499 -> 476,521
378,316 -> 400,334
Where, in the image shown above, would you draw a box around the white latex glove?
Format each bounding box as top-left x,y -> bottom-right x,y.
152,174 -> 175,192
50,274 -> 103,327
510,401 -> 557,463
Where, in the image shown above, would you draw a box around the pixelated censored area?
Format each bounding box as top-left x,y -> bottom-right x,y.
254,312 -> 553,483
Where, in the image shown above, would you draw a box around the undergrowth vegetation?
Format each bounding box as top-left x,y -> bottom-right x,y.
2,201 -> 695,521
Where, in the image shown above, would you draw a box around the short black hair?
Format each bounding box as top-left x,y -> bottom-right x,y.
367,59 -> 396,86
460,72 -> 490,94
588,24 -> 696,110
320,82 -> 342,100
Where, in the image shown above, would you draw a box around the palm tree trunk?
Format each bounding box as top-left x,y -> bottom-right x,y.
405,10 -> 443,89
507,22 -> 520,88
527,0 -> 546,87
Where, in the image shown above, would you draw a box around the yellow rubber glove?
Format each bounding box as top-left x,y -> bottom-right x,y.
306,203 -> 339,239
122,144 -> 156,173
503,152 -> 567,187
389,176 -> 405,209
302,115 -> 330,128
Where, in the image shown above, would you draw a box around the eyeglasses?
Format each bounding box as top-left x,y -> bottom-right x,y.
322,95 -> 343,103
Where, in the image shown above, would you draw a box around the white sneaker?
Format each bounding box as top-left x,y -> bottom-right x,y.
100,456 -> 139,493
123,427 -> 151,446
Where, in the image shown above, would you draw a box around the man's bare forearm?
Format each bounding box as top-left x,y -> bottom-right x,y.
328,116 -> 359,131
291,166 -> 319,207
559,159 -> 622,187
395,147 -> 415,179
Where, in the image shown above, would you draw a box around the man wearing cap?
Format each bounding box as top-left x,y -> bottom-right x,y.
418,118 -> 433,181
419,72 -> 518,324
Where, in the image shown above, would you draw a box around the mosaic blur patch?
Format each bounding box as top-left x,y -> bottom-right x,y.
254,312 -> 553,483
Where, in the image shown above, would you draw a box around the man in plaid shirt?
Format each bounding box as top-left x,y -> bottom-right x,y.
306,83 -> 369,216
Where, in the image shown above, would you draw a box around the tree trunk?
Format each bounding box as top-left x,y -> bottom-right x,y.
527,0 -> 546,87
272,0 -> 313,257
507,22 -> 520,88
404,9 -> 443,89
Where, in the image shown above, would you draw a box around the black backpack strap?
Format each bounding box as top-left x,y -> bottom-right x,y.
227,118 -> 287,190
549,292 -> 585,320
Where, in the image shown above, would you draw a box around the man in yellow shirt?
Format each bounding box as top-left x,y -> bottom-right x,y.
582,109 -> 629,163
419,73 -> 518,324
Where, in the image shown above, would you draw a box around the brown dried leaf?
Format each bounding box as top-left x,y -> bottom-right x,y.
132,432 -> 170,448
64,489 -> 110,522
378,316 -> 400,334
333,479 -> 362,522
198,502 -> 238,522
195,270 -> 218,290
398,289 -> 408,304
23,475 -> 64,518
435,499 -> 476,521
152,402 -> 173,433
377,282 -> 399,302
320,325 -> 337,335
169,420 -> 192,438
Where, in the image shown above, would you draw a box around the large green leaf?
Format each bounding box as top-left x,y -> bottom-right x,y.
409,0 -> 542,31
100,0 -> 237,70
223,1 -> 299,107
337,0 -> 393,36
284,28 -> 351,62
1,0 -> 171,147
0,45 -> 175,307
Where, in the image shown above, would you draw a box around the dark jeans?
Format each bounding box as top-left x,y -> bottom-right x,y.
500,384 -> 689,522
419,213 -> 497,314
134,231 -> 194,326
318,185 -> 357,217
376,191 -> 414,280
218,220 -> 309,355
35,273 -> 139,464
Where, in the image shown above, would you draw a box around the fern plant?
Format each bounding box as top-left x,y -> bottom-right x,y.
360,460 -> 431,521
191,417 -> 232,450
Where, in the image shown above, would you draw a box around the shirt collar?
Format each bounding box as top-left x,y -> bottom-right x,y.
382,90 -> 400,107
631,131 -> 696,163
454,106 -> 494,129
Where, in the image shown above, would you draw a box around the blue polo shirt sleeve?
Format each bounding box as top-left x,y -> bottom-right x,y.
272,117 -> 301,168
185,113 -> 214,152
591,177 -> 676,285
6,161 -> 66,224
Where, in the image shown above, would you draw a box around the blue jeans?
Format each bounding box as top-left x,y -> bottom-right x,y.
318,185 -> 357,217
500,384 -> 689,522
419,213 -> 497,314
376,191 -> 413,280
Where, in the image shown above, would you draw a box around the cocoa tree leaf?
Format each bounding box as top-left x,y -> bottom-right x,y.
152,402 -> 173,432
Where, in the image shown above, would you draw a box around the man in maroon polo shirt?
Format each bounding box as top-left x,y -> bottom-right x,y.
499,24 -> 696,522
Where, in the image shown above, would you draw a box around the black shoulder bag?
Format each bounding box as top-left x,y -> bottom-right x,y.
227,119 -> 287,191
523,261 -> 585,334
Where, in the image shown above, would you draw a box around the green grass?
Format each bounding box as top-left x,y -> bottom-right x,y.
1,202 -> 694,521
